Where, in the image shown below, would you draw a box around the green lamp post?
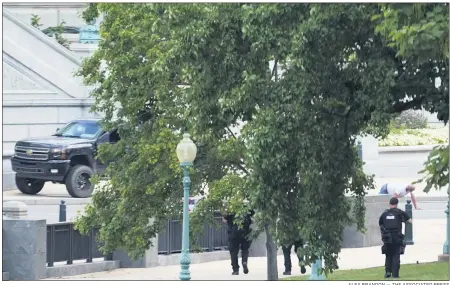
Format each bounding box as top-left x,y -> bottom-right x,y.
307,236 -> 326,280
443,186 -> 449,255
176,133 -> 198,281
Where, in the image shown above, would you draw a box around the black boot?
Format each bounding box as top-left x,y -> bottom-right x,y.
242,262 -> 249,274
242,250 -> 249,274
283,268 -> 292,275
300,265 -> 306,274
230,247 -> 240,276
384,271 -> 391,278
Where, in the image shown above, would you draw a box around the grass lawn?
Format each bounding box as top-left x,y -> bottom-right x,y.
283,261 -> 449,281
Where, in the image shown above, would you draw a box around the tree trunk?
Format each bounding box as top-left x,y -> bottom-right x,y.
265,224 -> 278,281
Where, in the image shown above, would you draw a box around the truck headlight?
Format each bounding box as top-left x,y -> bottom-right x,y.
51,148 -> 68,160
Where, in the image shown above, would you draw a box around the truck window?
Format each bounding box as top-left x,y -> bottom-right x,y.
109,130 -> 121,143
54,121 -> 102,139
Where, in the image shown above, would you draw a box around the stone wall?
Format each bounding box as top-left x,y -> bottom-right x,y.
342,195 -> 387,248
3,217 -> 47,280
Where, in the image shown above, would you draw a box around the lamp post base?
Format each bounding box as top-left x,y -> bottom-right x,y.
179,252 -> 191,281
308,259 -> 326,280
438,254 -> 449,262
179,272 -> 191,281
309,274 -> 326,281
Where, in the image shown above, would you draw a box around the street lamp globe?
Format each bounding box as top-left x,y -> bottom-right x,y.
176,133 -> 197,165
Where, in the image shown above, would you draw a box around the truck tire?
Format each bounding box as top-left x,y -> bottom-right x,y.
65,165 -> 94,198
15,175 -> 45,195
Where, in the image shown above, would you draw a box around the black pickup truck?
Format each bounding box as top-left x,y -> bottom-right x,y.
11,119 -> 120,198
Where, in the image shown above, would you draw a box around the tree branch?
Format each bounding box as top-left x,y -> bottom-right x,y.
271,56 -> 279,80
236,162 -> 250,176
226,127 -> 237,140
391,96 -> 426,113
225,127 -> 248,175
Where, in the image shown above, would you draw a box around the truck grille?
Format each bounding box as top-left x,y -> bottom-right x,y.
15,167 -> 44,173
14,146 -> 49,161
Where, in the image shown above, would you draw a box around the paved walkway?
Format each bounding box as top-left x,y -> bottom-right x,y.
48,219 -> 446,280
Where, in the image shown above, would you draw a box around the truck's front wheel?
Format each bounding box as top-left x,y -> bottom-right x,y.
15,175 -> 45,195
65,165 -> 94,198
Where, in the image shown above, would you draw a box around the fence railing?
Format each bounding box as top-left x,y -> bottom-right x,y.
158,212 -> 229,255
46,214 -> 229,263
46,223 -> 112,267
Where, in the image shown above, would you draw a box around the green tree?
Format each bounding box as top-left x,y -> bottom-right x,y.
373,3 -> 449,193
74,3 -> 446,279
75,3 -> 255,261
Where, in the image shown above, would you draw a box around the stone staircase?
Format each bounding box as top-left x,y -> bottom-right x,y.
3,3 -> 99,60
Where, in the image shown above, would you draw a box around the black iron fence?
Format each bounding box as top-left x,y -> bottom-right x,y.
46,213 -> 229,264
46,223 -> 112,267
158,212 -> 229,255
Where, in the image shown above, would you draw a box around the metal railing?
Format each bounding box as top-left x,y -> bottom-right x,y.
157,212 -> 229,255
46,223 -> 112,267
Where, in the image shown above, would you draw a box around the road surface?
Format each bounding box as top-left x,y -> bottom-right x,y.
3,179 -> 448,223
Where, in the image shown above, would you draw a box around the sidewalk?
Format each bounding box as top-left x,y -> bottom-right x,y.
48,219 -> 446,280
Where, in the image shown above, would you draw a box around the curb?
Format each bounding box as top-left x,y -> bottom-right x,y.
3,271 -> 10,281
378,144 -> 442,153
2,198 -> 91,206
412,196 -> 448,202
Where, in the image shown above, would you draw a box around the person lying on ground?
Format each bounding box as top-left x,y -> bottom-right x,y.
378,183 -> 421,210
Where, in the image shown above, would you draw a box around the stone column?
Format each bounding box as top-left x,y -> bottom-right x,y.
2,201 -> 47,280
144,233 -> 159,267
3,201 -> 28,218
249,226 -> 268,257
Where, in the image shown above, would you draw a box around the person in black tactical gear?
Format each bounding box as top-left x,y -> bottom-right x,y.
223,210 -> 255,275
379,197 -> 412,278
282,239 -> 307,275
